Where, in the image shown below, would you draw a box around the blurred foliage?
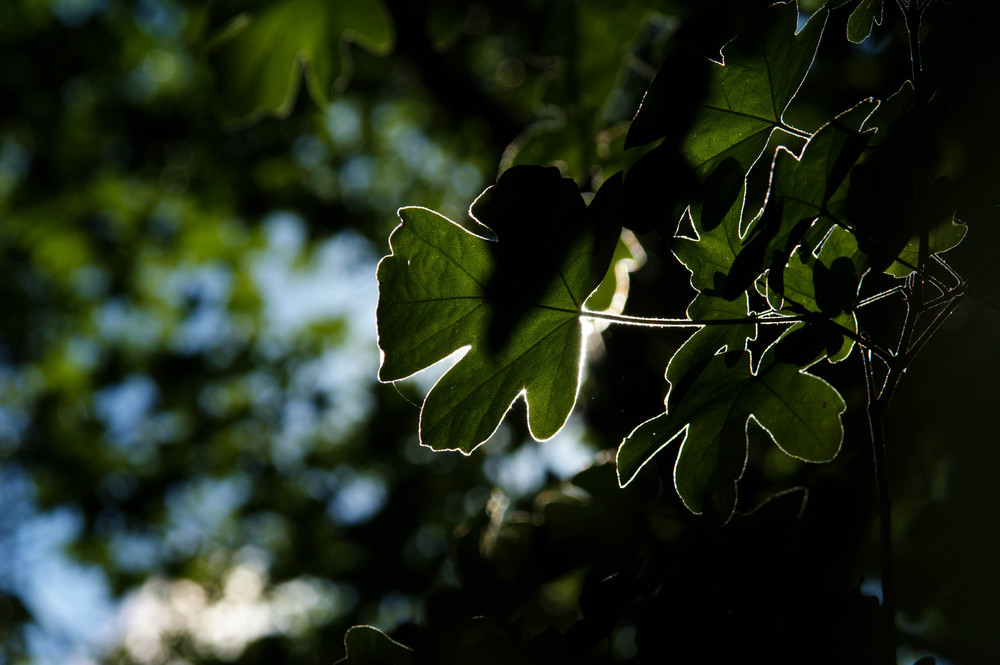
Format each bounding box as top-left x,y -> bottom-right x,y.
0,0 -> 998,664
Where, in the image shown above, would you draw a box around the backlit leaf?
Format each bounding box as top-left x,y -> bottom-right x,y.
377,167 -> 619,453
664,293 -> 756,410
621,1 -> 827,232
584,229 -> 646,315
722,99 -> 878,300
672,179 -> 748,296
885,219 -> 968,278
617,347 -> 844,521
680,1 -> 827,180
774,227 -> 863,364
844,83 -> 962,272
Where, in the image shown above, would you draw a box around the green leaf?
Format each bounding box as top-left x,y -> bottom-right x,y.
377,168 -> 619,453
335,626 -> 415,665
772,317 -> 853,366
629,1 -> 826,163
664,293 -> 757,407
617,292 -> 755,488
847,0 -> 883,44
884,218 -> 968,278
621,1 -> 826,233
209,0 -> 393,123
683,1 -> 827,178
618,348 -> 844,521
723,98 -> 878,300
673,179 -> 748,296
774,227 -> 863,364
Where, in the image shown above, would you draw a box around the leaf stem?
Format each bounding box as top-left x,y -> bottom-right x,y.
578,310 -> 805,328
855,286 -> 905,309
920,282 -> 965,310
810,313 -> 895,364
582,307 -> 897,362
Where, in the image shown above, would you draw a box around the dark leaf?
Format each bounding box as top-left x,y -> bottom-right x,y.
847,0 -> 883,44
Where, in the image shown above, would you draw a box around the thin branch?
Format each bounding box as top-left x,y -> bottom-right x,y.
584,305 -> 898,363
862,344 -> 898,665
855,286 -> 905,309
888,288 -> 915,381
822,216 -> 951,293
578,310 -> 806,328
905,292 -> 965,361
806,312 -> 895,363
921,281 -> 966,309
932,254 -> 963,287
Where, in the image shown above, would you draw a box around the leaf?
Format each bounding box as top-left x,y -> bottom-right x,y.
672,177 -> 748,296
843,83 -> 961,272
774,227 -> 863,364
501,2 -> 672,181
335,626 -> 415,665
722,98 -> 878,300
847,0 -> 883,44
681,1 -> 827,180
617,292 -> 755,488
618,348 -> 844,521
664,293 -> 757,409
471,166 -> 612,352
621,1 -> 827,232
884,218 -> 968,278
376,167 -> 619,453
209,0 -> 393,123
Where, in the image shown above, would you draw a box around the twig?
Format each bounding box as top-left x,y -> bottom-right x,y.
863,342 -> 898,665
906,292 -> 965,361
856,286 -> 905,309
577,309 -> 804,328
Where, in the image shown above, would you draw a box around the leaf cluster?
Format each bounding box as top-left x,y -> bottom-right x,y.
376,0 -> 969,524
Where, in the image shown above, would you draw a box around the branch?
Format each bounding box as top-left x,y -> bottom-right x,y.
823,216 -> 951,294
905,291 -> 965,361
856,286 -> 905,309
578,310 -> 806,328
862,344 -> 898,665
806,312 -> 895,363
